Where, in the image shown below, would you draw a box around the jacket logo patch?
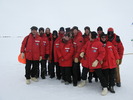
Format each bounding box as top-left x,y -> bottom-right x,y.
66,49 -> 69,52
93,50 -> 97,52
35,40 -> 40,42
36,43 -> 39,45
92,47 -> 98,49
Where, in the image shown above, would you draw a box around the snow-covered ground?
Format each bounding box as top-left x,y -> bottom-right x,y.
0,0 -> 133,100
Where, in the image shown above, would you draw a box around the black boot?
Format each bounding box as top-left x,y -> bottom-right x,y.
109,86 -> 115,93
116,83 -> 121,87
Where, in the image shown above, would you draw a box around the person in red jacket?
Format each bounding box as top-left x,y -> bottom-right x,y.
72,26 -> 84,86
44,28 -> 52,75
100,33 -> 119,93
97,26 -> 103,37
79,31 -> 108,96
20,26 -> 43,84
83,26 -> 90,44
49,30 -> 61,79
38,27 -> 50,79
57,34 -> 74,85
107,27 -> 124,87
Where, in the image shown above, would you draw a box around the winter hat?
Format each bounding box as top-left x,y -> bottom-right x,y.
59,27 -> 65,31
66,27 -> 71,33
108,27 -> 114,32
84,26 -> 90,31
31,26 -> 38,30
100,32 -> 106,38
72,26 -> 78,31
97,26 -> 103,31
91,31 -> 97,39
39,27 -> 44,32
52,30 -> 58,37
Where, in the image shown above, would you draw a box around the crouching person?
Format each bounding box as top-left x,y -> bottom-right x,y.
78,31 -> 108,96
57,34 -> 74,85
100,33 -> 119,93
20,26 -> 43,84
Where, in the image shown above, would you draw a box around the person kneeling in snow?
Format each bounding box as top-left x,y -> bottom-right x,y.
78,31 -> 108,96
100,33 -> 119,93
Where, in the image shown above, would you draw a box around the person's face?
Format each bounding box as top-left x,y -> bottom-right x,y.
39,30 -> 44,34
73,29 -> 78,36
97,30 -> 103,35
85,29 -> 90,35
31,30 -> 37,35
60,31 -> 65,34
46,29 -> 50,34
53,35 -> 57,39
101,36 -> 106,42
108,31 -> 113,37
64,36 -> 69,41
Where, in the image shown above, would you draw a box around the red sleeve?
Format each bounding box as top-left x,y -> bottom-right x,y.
117,42 -> 124,59
80,41 -> 89,53
20,36 -> 28,53
64,44 -> 74,60
96,42 -> 105,61
112,45 -> 120,60
40,39 -> 43,56
74,37 -> 84,58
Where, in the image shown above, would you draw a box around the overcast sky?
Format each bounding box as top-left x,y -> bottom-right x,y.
0,0 -> 133,35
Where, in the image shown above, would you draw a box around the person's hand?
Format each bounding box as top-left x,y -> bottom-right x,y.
39,56 -> 42,61
119,59 -> 122,65
74,58 -> 79,63
80,52 -> 84,58
92,60 -> 99,67
116,59 -> 120,65
21,53 -> 25,59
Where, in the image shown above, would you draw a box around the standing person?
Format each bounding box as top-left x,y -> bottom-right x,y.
38,27 -> 50,79
72,26 -> 83,86
97,26 -> 103,37
107,28 -> 124,87
20,26 -> 43,84
57,34 -> 74,85
79,31 -> 108,96
50,27 -> 65,79
100,33 -> 119,93
45,28 -> 52,75
49,30 -> 61,79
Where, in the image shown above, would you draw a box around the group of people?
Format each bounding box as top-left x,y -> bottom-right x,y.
20,26 -> 124,96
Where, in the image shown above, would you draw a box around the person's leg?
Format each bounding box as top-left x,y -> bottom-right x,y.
55,62 -> 61,80
31,61 -> 39,78
49,60 -> 55,78
72,62 -> 78,86
93,71 -> 99,82
25,59 -> 32,79
102,69 -> 109,86
61,67 -> 65,82
77,62 -> 81,81
115,66 -> 121,87
40,60 -> 46,79
65,67 -> 72,84
109,68 -> 116,93
88,72 -> 93,83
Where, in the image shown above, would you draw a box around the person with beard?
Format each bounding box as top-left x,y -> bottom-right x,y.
72,26 -> 83,86
100,33 -> 119,93
57,34 -> 74,85
38,27 -> 50,79
20,26 -> 43,84
49,30 -> 61,79
107,28 -> 124,87
44,28 -> 52,75
79,31 -> 108,96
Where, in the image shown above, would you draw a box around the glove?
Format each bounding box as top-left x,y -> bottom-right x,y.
21,53 -> 25,59
119,59 -> 122,65
92,60 -> 99,67
45,54 -> 49,59
80,52 -> 84,58
116,59 -> 119,65
74,58 -> 79,63
39,56 -> 42,61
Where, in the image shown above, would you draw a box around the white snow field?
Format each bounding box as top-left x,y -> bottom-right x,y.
0,0 -> 133,100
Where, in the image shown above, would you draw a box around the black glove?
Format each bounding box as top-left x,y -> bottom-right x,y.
45,54 -> 49,59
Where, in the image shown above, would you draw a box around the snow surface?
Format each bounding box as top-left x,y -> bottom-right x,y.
0,0 -> 133,100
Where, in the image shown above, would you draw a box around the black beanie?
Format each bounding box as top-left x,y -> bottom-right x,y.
66,27 -> 71,33
91,31 -> 97,39
39,27 -> 44,32
31,26 -> 38,30
52,30 -> 58,37
84,26 -> 90,31
97,26 -> 103,31
72,26 -> 78,31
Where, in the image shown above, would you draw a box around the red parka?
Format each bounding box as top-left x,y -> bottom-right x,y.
73,31 -> 84,59
40,34 -> 50,60
57,40 -> 74,67
21,33 -> 43,61
102,41 -> 120,69
81,39 -> 105,69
